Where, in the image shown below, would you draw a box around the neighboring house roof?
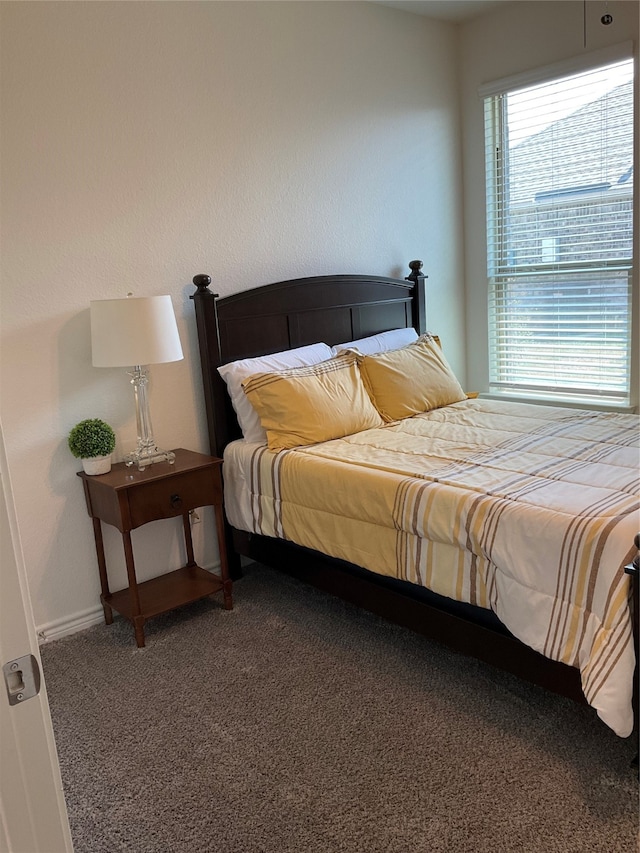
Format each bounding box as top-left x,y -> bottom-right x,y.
508,81 -> 633,206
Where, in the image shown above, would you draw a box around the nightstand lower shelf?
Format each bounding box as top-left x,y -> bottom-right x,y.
103,564 -> 224,627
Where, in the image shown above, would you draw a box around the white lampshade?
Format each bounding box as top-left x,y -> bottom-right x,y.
90,295 -> 183,368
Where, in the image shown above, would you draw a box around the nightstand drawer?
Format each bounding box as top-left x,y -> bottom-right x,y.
127,468 -> 219,528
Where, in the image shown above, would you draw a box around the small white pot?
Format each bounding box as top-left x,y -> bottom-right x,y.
81,455 -> 112,475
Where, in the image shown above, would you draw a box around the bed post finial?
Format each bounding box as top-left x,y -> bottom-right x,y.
192,273 -> 213,294
405,260 -> 427,334
406,260 -> 425,282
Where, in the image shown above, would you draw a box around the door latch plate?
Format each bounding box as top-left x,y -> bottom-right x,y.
3,654 -> 41,706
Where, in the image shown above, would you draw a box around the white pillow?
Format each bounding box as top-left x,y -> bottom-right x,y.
217,342 -> 333,443
331,327 -> 418,356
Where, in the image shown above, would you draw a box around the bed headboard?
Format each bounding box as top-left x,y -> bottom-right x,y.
191,260 -> 427,459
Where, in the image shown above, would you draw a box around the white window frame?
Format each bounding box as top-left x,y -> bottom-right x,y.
479,44 -> 636,409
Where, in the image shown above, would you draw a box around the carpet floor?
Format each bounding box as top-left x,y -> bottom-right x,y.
41,563 -> 638,853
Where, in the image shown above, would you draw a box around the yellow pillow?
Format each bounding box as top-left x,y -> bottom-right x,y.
242,352 -> 384,451
357,338 -> 466,421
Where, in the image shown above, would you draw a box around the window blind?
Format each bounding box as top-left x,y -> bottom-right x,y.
484,57 -> 634,405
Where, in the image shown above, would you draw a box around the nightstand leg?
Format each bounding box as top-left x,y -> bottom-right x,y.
91,517 -> 113,625
122,531 -> 145,648
182,512 -> 196,567
133,618 -> 146,649
222,579 -> 233,611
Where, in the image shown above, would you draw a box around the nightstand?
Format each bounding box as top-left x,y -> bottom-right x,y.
78,448 -> 232,647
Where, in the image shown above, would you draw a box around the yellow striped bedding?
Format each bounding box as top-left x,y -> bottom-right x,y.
226,398 -> 639,736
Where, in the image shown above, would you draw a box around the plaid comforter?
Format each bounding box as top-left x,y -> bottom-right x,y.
227,399 -> 639,736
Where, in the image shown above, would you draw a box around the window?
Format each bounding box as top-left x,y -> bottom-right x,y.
483,54 -> 634,406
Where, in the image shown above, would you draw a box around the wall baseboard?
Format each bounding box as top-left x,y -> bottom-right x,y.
37,605 -> 105,644
36,563 -> 223,644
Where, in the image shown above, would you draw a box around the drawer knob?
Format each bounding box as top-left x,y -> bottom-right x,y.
170,494 -> 183,509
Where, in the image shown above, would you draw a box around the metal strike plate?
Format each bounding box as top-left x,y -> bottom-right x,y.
3,654 -> 41,706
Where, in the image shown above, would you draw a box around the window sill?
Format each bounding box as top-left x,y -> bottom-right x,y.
479,391 -> 637,414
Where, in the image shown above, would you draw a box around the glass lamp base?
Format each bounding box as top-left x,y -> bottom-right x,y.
124,446 -> 176,472
125,365 -> 177,471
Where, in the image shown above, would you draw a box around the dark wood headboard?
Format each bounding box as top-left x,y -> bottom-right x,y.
191,261 -> 427,459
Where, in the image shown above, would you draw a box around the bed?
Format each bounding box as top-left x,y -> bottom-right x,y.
190,261 -> 639,740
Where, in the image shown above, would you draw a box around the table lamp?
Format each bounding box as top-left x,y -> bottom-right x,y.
90,294 -> 183,470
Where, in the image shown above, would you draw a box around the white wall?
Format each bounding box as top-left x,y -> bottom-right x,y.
459,0 -> 639,399
0,1 -> 464,633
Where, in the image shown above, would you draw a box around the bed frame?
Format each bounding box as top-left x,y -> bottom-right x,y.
190,261 -> 639,727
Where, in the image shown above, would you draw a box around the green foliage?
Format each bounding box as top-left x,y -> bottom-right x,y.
67,419 -> 116,459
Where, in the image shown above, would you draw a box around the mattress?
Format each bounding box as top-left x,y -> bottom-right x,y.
223,398 -> 639,736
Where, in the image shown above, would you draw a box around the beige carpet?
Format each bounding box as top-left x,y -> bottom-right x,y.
41,563 -> 639,853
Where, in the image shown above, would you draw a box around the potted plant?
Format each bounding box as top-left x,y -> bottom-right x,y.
68,418 -> 116,475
